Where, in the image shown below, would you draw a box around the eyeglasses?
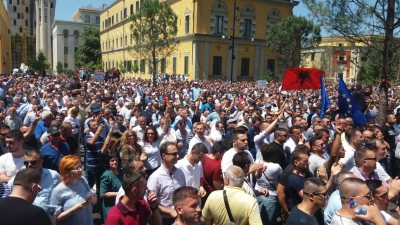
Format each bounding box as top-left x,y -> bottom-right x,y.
164,152 -> 179,157
71,165 -> 84,171
24,160 -> 40,166
303,191 -> 329,199
354,191 -> 373,201
364,157 -> 377,162
129,171 -> 146,187
33,183 -> 42,192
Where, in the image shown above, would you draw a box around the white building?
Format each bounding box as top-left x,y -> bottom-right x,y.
52,6 -> 102,74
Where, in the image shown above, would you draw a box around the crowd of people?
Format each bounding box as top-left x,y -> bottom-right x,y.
1,72 -> 400,225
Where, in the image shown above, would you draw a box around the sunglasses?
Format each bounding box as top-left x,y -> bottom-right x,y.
164,152 -> 179,157
51,133 -> 60,137
364,157 -> 377,162
33,183 -> 42,192
24,160 -> 40,166
303,191 -> 329,199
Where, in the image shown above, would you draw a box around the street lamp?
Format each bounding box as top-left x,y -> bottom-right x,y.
229,2 -> 240,82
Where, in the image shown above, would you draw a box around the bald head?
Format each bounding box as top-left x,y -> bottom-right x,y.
363,130 -> 373,139
224,165 -> 245,187
339,177 -> 366,202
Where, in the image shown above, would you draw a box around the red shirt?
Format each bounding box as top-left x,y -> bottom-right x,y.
201,156 -> 222,201
105,199 -> 151,225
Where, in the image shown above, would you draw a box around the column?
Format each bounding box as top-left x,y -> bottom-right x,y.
226,44 -> 232,81
192,41 -> 200,80
47,0 -> 51,65
259,46 -> 265,80
253,46 -> 260,81
40,0 -> 44,51
232,43 -> 238,81
35,0 -> 39,52
203,42 -> 209,80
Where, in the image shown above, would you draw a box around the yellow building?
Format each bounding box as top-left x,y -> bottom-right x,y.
100,0 -> 298,81
0,1 -> 11,74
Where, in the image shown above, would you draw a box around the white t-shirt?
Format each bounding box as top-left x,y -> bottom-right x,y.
221,148 -> 254,175
175,156 -> 203,189
254,161 -> 282,196
0,153 -> 25,177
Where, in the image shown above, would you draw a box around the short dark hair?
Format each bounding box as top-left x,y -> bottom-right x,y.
303,177 -> 327,197
289,125 -> 301,134
354,147 -> 373,167
345,128 -> 358,141
116,114 -> 124,120
122,168 -> 146,192
210,140 -> 229,154
191,143 -> 208,154
233,129 -> 247,140
25,149 -> 43,160
232,152 -> 250,169
365,139 -> 384,151
260,143 -> 274,161
365,180 -> 383,195
315,129 -> 329,138
291,149 -> 308,165
159,141 -> 177,156
13,168 -> 41,190
0,124 -> 10,130
172,186 -> 198,207
5,130 -> 24,141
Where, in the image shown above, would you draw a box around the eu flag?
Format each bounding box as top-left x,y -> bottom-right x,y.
338,76 -> 366,127
319,75 -> 331,118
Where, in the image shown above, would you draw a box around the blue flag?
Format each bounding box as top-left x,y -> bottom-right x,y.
319,75 -> 330,118
338,76 -> 366,127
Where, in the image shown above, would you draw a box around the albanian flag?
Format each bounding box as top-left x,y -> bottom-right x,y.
281,68 -> 324,90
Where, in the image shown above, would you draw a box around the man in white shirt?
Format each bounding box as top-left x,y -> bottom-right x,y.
188,122 -> 212,154
340,128 -> 365,171
283,125 -> 304,164
132,116 -> 147,142
209,121 -> 224,143
0,130 -> 26,182
175,143 -> 207,197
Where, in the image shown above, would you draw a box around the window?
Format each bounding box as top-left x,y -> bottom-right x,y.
338,55 -> 345,61
25,20 -> 28,26
17,13 -> 20,19
13,20 -> 16,25
50,2 -> 53,8
267,59 -> 275,76
74,30 -> 79,39
120,37 -> 122,47
212,56 -> 222,75
63,30 -> 68,38
112,16 -> 114,25
311,53 -> 315,61
184,56 -> 189,74
124,8 -> 127,18
136,1 -> 139,13
130,4 -> 134,15
9,0 -> 12,4
17,0 -> 19,5
19,27 -> 22,33
116,38 -> 118,48
64,63 -> 68,68
130,34 -> 133,45
96,16 -> 100,24
241,58 -> 250,75
121,10 -> 123,19
172,57 -> 177,74
116,13 -> 118,23
13,6 -> 16,12
85,15 -> 90,23
126,61 -> 132,72
125,36 -> 127,46
215,16 -> 223,34
64,47 -> 68,54
140,59 -> 145,73
26,7 -> 28,13
185,15 -> 190,34
148,59 -> 152,73
361,56 -> 368,62
244,19 -> 252,37
161,58 -> 166,73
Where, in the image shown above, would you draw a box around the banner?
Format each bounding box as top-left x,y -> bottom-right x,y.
281,68 -> 324,90
257,80 -> 267,88
94,72 -> 104,81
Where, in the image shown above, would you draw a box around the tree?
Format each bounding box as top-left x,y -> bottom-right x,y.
357,50 -> 399,85
27,51 -> 50,76
56,61 -> 64,75
74,26 -> 101,70
266,16 -> 321,75
262,69 -> 274,82
303,0 -> 400,125
119,62 -> 127,78
129,0 -> 178,84
132,60 -> 139,77
66,69 -> 75,77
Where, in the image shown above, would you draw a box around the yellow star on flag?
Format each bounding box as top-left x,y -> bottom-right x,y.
346,98 -> 350,102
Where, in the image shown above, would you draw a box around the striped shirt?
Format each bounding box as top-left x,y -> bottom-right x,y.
202,186 -> 262,225
84,132 -> 104,167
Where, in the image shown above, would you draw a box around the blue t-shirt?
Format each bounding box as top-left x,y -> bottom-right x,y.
286,171 -> 313,210
40,142 -> 71,172
84,133 -> 104,167
34,120 -> 49,139
50,177 -> 95,225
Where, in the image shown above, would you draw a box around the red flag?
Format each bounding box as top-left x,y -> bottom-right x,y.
75,70 -> 80,80
281,68 -> 324,90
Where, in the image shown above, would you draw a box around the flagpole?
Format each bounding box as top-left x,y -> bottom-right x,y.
364,101 -> 372,115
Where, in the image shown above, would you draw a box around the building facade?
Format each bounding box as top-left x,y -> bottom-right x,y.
52,6 -> 102,74
100,0 -> 298,80
7,0 -> 56,69
302,36 -> 369,83
0,1 -> 11,74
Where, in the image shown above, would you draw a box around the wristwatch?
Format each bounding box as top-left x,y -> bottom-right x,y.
150,205 -> 159,211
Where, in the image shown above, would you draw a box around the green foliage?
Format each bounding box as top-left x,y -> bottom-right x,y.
74,26 -> 101,70
357,50 -> 399,85
66,70 -> 75,77
129,0 -> 178,74
56,61 -> 64,74
27,51 -> 50,75
132,60 -> 139,73
262,69 -> 274,82
266,16 -> 321,70
119,62 -> 127,75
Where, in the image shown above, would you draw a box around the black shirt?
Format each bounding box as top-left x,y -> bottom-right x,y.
285,206 -> 319,225
68,83 -> 82,97
0,196 -> 52,225
381,124 -> 396,151
286,171 -> 313,210
270,141 -> 287,169
278,164 -> 294,186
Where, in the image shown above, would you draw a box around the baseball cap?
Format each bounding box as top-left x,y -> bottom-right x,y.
47,127 -> 60,135
90,104 -> 101,113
